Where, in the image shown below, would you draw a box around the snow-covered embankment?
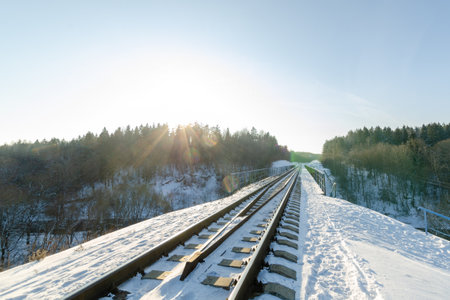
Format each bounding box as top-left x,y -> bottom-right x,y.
0,179 -> 271,299
299,166 -> 450,299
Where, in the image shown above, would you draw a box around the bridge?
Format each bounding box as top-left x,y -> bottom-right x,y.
0,165 -> 449,299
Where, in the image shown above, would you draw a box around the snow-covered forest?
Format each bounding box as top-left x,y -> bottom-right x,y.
321,123 -> 449,229
0,124 -> 289,270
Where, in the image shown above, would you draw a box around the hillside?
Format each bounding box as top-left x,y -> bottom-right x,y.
321,123 -> 449,230
289,151 -> 321,163
0,124 -> 290,270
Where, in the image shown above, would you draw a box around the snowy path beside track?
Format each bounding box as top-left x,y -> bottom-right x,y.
299,166 -> 450,299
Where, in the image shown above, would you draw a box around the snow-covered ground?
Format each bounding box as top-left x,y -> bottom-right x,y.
1,166 -> 224,270
271,160 -> 294,168
151,166 -> 222,210
307,160 -> 428,228
299,165 -> 450,299
1,166 -> 449,299
307,160 -> 447,230
138,175 -> 295,300
0,178 -> 272,299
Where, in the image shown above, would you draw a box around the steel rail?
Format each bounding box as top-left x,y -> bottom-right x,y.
194,172 -> 291,252
180,171 -> 298,280
66,168 -> 295,300
228,170 -> 299,300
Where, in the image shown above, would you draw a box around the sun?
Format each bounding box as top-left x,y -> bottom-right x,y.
75,48 -> 275,134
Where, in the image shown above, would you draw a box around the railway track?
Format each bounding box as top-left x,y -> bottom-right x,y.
68,167 -> 300,300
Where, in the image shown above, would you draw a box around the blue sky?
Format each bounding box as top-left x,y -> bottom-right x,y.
1,1 -> 449,153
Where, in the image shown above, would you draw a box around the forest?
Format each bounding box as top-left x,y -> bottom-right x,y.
0,123 -> 289,270
322,123 -> 449,222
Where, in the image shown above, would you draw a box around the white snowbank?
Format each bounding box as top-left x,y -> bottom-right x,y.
299,167 -> 450,299
271,160 -> 293,168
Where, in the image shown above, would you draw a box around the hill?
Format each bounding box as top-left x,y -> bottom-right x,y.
290,151 -> 321,163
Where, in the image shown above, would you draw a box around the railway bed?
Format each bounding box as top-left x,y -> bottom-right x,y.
68,167 -> 301,300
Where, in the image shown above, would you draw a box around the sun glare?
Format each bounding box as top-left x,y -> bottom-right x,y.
79,50 -> 275,132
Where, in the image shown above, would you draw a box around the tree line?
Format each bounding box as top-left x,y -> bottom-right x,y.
290,151 -> 321,163
1,123 -> 289,205
321,123 -> 449,214
0,123 -> 289,269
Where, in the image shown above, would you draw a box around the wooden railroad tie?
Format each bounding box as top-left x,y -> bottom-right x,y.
198,234 -> 213,239
276,238 -> 298,249
280,224 -> 299,234
201,276 -> 234,290
283,219 -> 299,227
264,282 -> 295,300
184,243 -> 203,249
278,231 -> 298,241
286,212 -> 300,218
242,236 -> 259,242
167,254 -> 189,262
273,250 -> 297,263
142,270 -> 170,280
232,247 -> 252,254
218,259 -> 244,268
285,215 -> 299,221
269,264 -> 297,279
250,230 -> 263,235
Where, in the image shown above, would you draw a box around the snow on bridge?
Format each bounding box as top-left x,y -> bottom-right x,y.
0,166 -> 448,299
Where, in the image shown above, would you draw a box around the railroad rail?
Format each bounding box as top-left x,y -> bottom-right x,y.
226,165 -> 294,193
229,168 -> 300,300
113,169 -> 300,300
67,167 -> 296,299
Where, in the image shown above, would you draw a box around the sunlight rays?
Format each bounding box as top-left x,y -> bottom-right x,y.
134,126 -> 169,167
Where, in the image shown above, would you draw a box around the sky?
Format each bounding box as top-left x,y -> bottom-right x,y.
1,1 -> 449,153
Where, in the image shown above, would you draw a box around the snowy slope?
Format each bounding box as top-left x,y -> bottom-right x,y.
0,179 -> 272,299
306,160 -> 440,229
299,166 -> 450,299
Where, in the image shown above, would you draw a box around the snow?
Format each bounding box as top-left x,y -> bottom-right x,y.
1,166 -> 449,299
4,166 -> 223,270
271,160 -> 294,168
151,167 -> 221,210
306,160 -> 446,230
299,165 -> 450,299
139,180 -> 292,300
306,160 -> 341,199
0,178 -> 272,299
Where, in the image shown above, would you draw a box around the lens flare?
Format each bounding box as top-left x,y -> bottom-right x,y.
223,175 -> 239,193
202,134 -> 218,147
183,147 -> 200,164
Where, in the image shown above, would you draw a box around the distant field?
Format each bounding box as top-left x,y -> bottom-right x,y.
290,151 -> 321,163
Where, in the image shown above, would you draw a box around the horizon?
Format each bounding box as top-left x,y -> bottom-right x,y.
1,1 -> 449,153
2,121 -> 448,155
